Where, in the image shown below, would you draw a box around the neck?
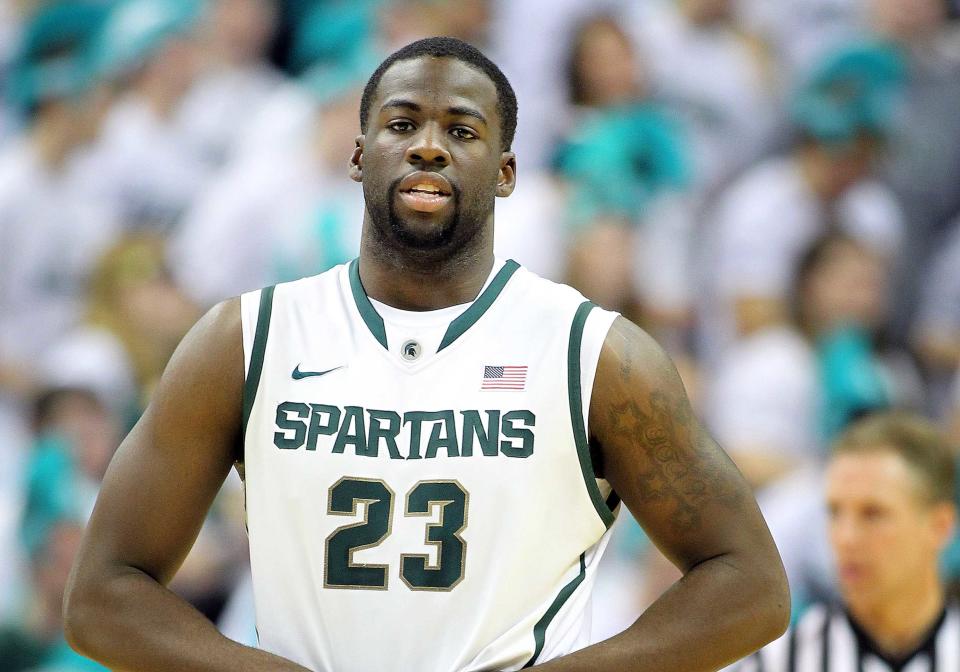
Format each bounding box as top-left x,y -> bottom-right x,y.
31,113 -> 75,171
134,76 -> 182,120
679,1 -> 728,26
797,148 -> 841,201
357,223 -> 495,311
848,580 -> 944,658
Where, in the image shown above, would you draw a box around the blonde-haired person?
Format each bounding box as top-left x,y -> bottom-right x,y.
41,235 -> 199,423
738,412 -> 959,671
42,236 -> 247,624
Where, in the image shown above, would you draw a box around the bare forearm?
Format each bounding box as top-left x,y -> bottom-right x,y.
531,553 -> 789,672
64,567 -> 311,672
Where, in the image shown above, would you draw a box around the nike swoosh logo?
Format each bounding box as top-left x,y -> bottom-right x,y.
292,364 -> 345,380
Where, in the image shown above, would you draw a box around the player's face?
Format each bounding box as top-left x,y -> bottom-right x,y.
351,56 -> 515,255
826,450 -> 953,613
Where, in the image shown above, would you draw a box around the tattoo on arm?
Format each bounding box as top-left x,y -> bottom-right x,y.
588,318 -> 791,658
607,386 -> 743,535
619,343 -> 634,379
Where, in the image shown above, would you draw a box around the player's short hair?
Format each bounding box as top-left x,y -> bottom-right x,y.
359,36 -> 518,152
833,411 -> 956,504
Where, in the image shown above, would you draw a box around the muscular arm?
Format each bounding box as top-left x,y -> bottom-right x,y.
63,299 -> 310,672
534,317 -> 790,671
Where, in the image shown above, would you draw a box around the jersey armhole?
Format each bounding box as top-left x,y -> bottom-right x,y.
240,290 -> 261,377
241,286 -> 276,438
579,306 -> 620,513
568,301 -> 619,529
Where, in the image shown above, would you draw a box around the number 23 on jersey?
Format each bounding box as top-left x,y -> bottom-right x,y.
324,477 -> 469,591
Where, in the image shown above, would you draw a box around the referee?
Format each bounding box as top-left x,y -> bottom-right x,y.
739,412 -> 959,672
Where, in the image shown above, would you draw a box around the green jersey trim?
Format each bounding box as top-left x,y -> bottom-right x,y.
568,301 -> 616,529
348,259 -> 389,349
605,491 -> 621,512
438,259 -> 521,351
243,286 -> 276,437
348,258 -> 520,353
522,553 -> 587,668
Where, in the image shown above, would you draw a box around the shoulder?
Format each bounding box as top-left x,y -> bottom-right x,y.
188,297 -> 244,362
150,297 -> 243,385
595,316 -> 677,389
0,142 -> 39,201
712,160 -> 805,262
837,179 -> 904,253
706,326 -> 817,405
205,295 -> 242,326
714,326 -> 815,382
588,316 -> 691,447
717,158 -> 801,214
247,263 -> 349,307
503,262 -> 574,297
841,178 -> 902,215
508,262 -> 608,314
506,267 -> 621,351
145,297 -> 245,445
235,266 -> 354,356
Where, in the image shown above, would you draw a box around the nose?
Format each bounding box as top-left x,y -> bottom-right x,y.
405,124 -> 450,168
830,511 -> 860,552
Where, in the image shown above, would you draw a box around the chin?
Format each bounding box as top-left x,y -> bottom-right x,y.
391,224 -> 452,250
840,582 -> 882,611
389,211 -> 459,251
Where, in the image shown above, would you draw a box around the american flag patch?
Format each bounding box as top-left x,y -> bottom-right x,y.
482,365 -> 528,390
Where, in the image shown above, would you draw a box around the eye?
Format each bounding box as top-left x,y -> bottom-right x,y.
451,127 -> 477,140
387,120 -> 414,133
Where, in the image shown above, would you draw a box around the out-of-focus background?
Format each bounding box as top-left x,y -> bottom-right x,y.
1,0 -> 960,668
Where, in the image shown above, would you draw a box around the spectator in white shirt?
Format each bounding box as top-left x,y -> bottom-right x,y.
628,0 -> 784,193
555,14 -> 692,329
0,8 -> 121,609
176,0 -> 284,169
699,41 -> 905,362
707,232 -> 912,491
738,0 -> 869,85
168,64 -> 370,306
74,0 -> 210,233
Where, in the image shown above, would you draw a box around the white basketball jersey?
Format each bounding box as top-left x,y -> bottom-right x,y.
240,259 -> 620,672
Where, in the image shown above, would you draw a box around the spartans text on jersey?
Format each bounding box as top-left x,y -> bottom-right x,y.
272,402 -> 536,459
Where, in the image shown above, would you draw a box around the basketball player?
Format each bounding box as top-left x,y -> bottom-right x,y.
738,412 -> 958,672
64,38 -> 789,671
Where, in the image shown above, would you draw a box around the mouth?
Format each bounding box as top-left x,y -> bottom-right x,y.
397,172 -> 453,213
838,563 -> 869,584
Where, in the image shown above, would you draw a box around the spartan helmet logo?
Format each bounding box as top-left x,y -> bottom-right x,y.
401,340 -> 422,361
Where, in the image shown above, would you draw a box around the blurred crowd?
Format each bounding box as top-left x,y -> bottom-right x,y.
2,0 -> 960,669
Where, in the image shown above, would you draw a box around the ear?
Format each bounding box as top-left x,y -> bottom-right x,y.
496,152 -> 517,198
349,135 -> 365,182
931,501 -> 957,551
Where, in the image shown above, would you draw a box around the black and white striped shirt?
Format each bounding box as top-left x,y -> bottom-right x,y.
736,602 -> 960,672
